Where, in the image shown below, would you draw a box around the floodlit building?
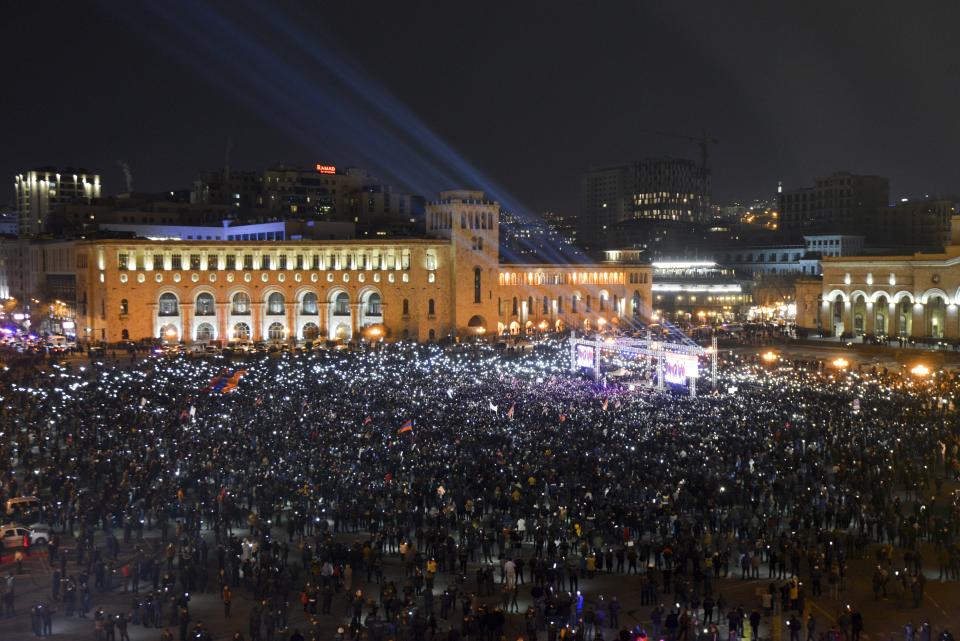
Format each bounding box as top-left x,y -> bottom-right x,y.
602,251 -> 749,322
1,190 -> 652,344
648,261 -> 752,322
797,216 -> 960,339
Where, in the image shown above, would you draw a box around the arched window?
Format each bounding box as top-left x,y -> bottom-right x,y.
572,296 -> 579,313
428,299 -> 436,316
196,323 -> 215,341
474,267 -> 482,304
267,292 -> 285,315
852,294 -> 867,336
120,299 -> 129,315
874,295 -> 888,335
158,293 -> 178,316
542,296 -> 549,314
195,293 -> 215,316
512,297 -> 519,316
366,293 -> 382,316
267,322 -> 285,340
121,329 -> 130,340
927,295 -> 947,338
232,292 -> 251,315
585,295 -> 592,312
334,293 -> 350,316
233,322 -> 251,340
632,292 -> 642,318
301,292 -> 318,315
302,322 -> 320,340
557,297 -> 564,313
429,328 -> 436,341
402,299 -> 410,316
527,296 -> 533,314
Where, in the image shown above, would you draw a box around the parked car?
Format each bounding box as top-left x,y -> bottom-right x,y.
187,343 -> 221,358
0,522 -> 50,548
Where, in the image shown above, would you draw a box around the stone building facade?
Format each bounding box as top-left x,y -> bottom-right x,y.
14,190 -> 652,344
798,246 -> 960,339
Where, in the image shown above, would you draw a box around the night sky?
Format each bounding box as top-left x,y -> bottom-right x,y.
4,2 -> 959,214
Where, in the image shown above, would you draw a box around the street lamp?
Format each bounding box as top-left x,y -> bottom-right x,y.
910,363 -> 930,377
366,326 -> 385,346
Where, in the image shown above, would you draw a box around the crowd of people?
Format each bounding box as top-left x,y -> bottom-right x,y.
1,339 -> 959,641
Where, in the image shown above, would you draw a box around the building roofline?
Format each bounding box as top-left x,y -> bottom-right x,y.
498,262 -> 649,269
822,249 -> 958,263
54,237 -> 450,248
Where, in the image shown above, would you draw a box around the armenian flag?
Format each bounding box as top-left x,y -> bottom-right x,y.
397,419 -> 414,434
205,369 -> 247,394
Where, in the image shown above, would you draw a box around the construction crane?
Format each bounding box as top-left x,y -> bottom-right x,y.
643,130 -> 719,176
641,130 -> 719,219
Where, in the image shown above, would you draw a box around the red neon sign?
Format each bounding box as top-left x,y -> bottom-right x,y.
315,164 -> 336,174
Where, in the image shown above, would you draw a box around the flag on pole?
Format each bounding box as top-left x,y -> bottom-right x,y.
446,388 -> 455,399
559,414 -> 567,423
397,419 -> 414,435
363,415 -> 373,425
506,404 -> 515,420
489,401 -> 499,414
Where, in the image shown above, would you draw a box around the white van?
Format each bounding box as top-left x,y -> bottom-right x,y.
46,335 -> 75,350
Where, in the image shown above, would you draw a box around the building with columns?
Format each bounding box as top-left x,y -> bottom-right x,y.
3,190 -> 652,344
797,245 -> 960,339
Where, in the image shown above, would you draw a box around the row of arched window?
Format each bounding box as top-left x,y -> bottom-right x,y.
501,292 -> 643,317
427,210 -> 494,231
118,248 -> 416,272
499,271 -> 627,286
152,291 -> 383,318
